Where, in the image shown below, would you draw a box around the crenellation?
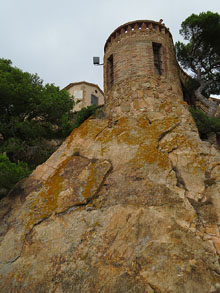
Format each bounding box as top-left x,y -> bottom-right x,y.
155,24 -> 160,32
104,20 -> 172,53
148,22 -> 153,29
127,25 -> 132,32
134,23 -> 139,30
141,22 -> 147,30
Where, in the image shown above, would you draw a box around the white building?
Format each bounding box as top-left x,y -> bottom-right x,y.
64,81 -> 105,111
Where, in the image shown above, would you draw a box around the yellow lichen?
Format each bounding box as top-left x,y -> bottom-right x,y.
80,162 -> 97,201
79,160 -> 111,202
137,116 -> 150,129
26,157 -> 73,231
80,251 -> 88,260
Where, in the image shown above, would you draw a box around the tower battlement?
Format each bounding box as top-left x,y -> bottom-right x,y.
104,20 -> 172,53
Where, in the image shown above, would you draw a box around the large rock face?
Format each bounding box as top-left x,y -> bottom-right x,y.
1,84 -> 220,292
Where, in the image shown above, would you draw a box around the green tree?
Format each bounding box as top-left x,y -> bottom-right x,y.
0,58 -> 74,169
175,11 -> 220,117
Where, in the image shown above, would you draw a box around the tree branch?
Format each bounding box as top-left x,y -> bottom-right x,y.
195,80 -> 219,117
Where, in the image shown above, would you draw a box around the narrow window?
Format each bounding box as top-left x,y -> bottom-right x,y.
107,54 -> 114,88
91,94 -> 98,105
153,43 -> 162,75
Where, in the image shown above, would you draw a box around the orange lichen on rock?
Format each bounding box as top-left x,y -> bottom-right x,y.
78,160 -> 112,201
26,157 -> 72,231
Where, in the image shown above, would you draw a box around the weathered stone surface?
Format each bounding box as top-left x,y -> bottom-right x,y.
1,102 -> 220,292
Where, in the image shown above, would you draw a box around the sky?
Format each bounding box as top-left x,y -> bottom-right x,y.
1,0 -> 220,91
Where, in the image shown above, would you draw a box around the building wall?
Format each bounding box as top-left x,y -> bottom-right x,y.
65,82 -> 105,112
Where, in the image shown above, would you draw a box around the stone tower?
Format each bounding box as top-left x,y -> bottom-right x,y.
104,20 -> 183,117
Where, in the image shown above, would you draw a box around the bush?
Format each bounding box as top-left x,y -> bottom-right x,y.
0,154 -> 30,198
190,107 -> 220,139
73,105 -> 98,129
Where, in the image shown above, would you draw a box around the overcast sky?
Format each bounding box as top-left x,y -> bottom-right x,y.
1,0 -> 220,91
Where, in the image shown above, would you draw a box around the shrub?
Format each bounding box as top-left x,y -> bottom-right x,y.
73,105 -> 98,129
0,154 -> 30,198
190,107 -> 220,140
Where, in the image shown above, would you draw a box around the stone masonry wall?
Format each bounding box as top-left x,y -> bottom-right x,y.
103,20 -> 183,118
105,75 -> 184,119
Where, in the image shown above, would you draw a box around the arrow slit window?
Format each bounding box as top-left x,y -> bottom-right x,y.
107,54 -> 114,89
153,43 -> 162,75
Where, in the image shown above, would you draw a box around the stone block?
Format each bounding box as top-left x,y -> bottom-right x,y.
120,102 -> 130,112
206,225 -> 219,236
138,90 -> 144,98
132,91 -> 138,99
212,237 -> 220,255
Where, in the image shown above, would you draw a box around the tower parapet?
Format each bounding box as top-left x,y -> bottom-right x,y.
103,20 -> 184,118
104,20 -> 172,53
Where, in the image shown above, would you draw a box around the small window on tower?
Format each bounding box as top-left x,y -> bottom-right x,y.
152,43 -> 162,75
107,54 -> 114,89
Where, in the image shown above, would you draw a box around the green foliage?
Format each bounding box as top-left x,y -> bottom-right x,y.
0,58 -> 75,195
181,77 -> 200,106
60,113 -> 75,137
73,105 -> 98,129
0,154 -> 30,197
190,107 -> 220,139
184,78 -> 200,97
175,11 -> 220,96
179,11 -> 220,49
0,59 -> 74,133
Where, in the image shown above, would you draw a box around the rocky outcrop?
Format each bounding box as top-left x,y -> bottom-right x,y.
1,84 -> 220,292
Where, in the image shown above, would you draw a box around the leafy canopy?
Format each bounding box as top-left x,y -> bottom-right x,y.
0,58 -> 74,169
175,11 -> 220,117
176,11 -> 220,80
0,59 -> 74,137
